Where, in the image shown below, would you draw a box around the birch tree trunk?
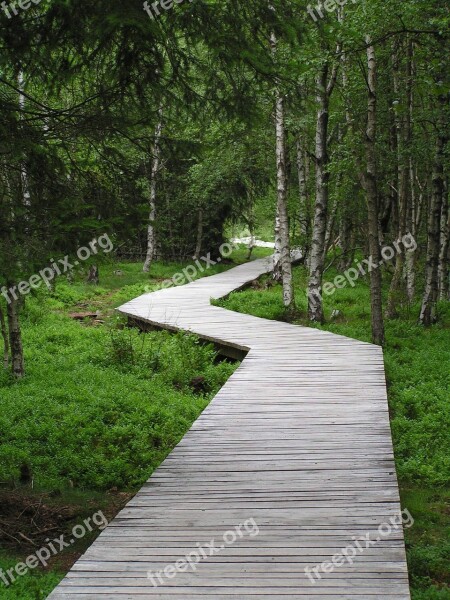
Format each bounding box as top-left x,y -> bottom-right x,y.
296,139 -> 309,254
273,206 -> 282,281
405,159 -> 418,301
419,94 -> 446,325
361,39 -> 385,346
386,42 -> 411,318
193,207 -> 203,260
324,196 -> 337,258
143,106 -> 163,273
438,186 -> 449,300
6,290 -> 24,378
405,44 -> 418,301
271,32 -> 294,308
339,37 -> 356,272
274,80 -> 294,308
18,71 -> 31,213
308,64 -> 329,322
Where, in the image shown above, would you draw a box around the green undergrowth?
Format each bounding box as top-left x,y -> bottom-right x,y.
218,262 -> 450,597
0,554 -> 62,599
0,321 -> 236,491
1,252 -> 267,491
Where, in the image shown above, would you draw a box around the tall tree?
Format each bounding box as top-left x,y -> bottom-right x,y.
271,31 -> 294,310
360,38 -> 385,346
307,12 -> 340,323
143,105 -> 164,273
419,90 -> 447,325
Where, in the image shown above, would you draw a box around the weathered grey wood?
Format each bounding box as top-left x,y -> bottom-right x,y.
47,256 -> 410,599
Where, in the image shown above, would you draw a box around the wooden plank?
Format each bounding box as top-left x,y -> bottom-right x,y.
47,256 -> 410,599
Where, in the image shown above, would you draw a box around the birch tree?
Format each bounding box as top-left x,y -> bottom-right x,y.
143,105 -> 164,273
296,139 -> 310,258
419,91 -> 447,325
386,40 -> 412,318
271,31 -> 294,309
360,38 -> 385,346
307,55 -> 339,322
438,187 -> 449,300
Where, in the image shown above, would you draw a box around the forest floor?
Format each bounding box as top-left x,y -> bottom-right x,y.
0,248 -> 448,599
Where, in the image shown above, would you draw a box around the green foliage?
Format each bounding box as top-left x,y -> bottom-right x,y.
0,553 -> 62,599
403,488 -> 450,598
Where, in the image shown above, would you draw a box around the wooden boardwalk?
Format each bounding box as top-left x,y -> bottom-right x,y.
49,256 -> 411,599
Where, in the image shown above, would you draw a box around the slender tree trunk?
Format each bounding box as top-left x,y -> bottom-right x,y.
339,42 -> 357,272
6,290 -> 24,378
386,42 -> 411,318
405,44 -> 418,301
193,207 -> 203,260
274,81 -> 294,308
143,106 -> 163,273
438,185 -> 449,300
324,196 -> 337,257
271,32 -> 294,308
308,64 -> 329,322
273,206 -> 282,281
246,193 -> 256,260
296,139 -> 309,254
419,95 -> 446,325
18,71 -> 31,214
406,158 -> 418,301
361,39 -> 385,346
0,304 -> 9,369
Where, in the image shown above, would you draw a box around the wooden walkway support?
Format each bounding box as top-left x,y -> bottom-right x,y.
48,256 -> 411,599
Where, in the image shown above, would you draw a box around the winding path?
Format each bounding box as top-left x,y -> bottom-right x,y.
49,256 -> 411,599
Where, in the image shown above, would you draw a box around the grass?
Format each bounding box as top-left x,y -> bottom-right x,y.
0,554 -> 62,599
218,261 -> 450,598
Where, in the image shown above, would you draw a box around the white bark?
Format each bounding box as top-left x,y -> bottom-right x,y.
296,139 -> 309,245
193,208 -> 203,260
273,206 -> 282,281
361,38 -> 385,346
308,64 -> 329,323
18,71 -> 31,211
271,32 -> 294,308
386,41 -> 411,318
438,184 -> 449,300
419,93 -> 446,325
143,106 -> 164,273
406,162 -> 420,301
